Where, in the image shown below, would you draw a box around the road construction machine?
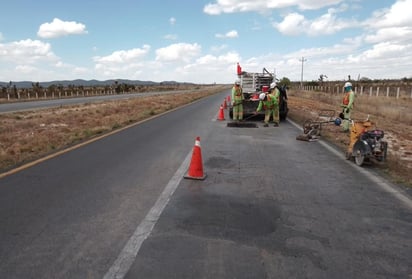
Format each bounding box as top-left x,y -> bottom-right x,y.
229,67 -> 288,120
345,116 -> 388,166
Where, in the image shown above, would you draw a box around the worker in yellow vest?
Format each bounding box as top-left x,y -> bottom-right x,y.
268,82 -> 280,126
256,93 -> 277,127
341,82 -> 355,132
231,79 -> 244,121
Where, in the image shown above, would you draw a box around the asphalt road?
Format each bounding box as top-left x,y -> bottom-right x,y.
0,90 -> 411,279
0,89 -> 195,113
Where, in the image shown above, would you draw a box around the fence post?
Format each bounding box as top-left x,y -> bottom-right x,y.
360,86 -> 363,96
369,87 -> 373,97
386,87 -> 390,97
396,87 -> 400,99
376,87 -> 380,97
7,93 -> 10,101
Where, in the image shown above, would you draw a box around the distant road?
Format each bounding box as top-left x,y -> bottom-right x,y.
0,90 -> 194,113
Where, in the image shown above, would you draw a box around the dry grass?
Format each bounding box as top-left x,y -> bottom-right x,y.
287,89 -> 412,186
0,86 -> 227,172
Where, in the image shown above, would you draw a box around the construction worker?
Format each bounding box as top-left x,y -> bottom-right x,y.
341,81 -> 355,132
255,92 -> 277,127
231,79 -> 244,121
268,82 -> 280,126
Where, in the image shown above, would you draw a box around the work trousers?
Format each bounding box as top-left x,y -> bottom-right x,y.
233,103 -> 243,120
342,109 -> 352,131
264,105 -> 279,124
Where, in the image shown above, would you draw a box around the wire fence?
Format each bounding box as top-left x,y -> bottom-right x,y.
295,85 -> 412,99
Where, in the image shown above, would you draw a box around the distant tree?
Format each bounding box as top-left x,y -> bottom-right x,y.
278,77 -> 291,87
359,77 -> 371,82
32,82 -> 42,97
318,74 -> 327,84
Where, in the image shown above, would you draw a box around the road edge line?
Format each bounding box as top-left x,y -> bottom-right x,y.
287,118 -> 412,210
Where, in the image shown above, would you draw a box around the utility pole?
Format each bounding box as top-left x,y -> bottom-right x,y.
300,57 -> 307,89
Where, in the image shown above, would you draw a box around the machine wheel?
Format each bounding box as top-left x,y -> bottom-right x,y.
353,145 -> 365,166
302,119 -> 313,134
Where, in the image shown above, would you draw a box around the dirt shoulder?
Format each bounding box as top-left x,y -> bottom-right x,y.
286,90 -> 412,187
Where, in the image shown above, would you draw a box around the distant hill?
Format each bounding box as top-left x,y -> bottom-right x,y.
0,79 -> 195,88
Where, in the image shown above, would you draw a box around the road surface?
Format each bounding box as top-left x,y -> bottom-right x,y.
0,89 -> 196,113
0,89 -> 411,278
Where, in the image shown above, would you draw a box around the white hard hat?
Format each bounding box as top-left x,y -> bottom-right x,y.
235,79 -> 241,85
344,82 -> 352,88
270,82 -> 277,89
259,93 -> 266,100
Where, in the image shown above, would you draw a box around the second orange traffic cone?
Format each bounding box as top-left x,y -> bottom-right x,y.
217,105 -> 225,121
184,136 -> 206,180
223,98 -> 227,109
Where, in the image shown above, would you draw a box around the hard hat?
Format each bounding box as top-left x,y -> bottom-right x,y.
259,93 -> 266,100
270,82 -> 277,89
235,79 -> 241,85
344,82 -> 352,88
334,118 -> 342,126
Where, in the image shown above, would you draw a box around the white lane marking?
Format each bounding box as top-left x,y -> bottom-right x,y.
288,119 -> 412,210
103,152 -> 192,279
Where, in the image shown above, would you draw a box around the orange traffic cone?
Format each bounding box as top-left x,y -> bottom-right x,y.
227,95 -> 231,103
184,136 -> 206,180
223,98 -> 227,109
217,105 -> 225,121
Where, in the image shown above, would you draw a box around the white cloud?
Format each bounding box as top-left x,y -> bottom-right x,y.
274,13 -> 306,36
155,43 -> 201,63
362,0 -> 412,45
356,42 -> 410,60
92,45 -> 151,78
93,45 -> 151,64
169,17 -> 176,25
364,27 -> 412,44
215,30 -> 239,38
369,0 -> 412,28
210,44 -> 228,52
273,8 -> 356,36
164,34 -> 178,40
170,51 -> 240,83
0,39 -> 58,64
37,18 -> 88,39
203,0 -> 344,15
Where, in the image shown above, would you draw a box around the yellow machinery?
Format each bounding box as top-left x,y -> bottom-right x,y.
346,116 -> 388,166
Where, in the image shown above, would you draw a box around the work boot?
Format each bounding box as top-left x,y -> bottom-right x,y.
273,123 -> 279,127
263,123 -> 269,127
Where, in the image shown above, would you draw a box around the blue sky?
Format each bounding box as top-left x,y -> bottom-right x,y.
0,0 -> 411,84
